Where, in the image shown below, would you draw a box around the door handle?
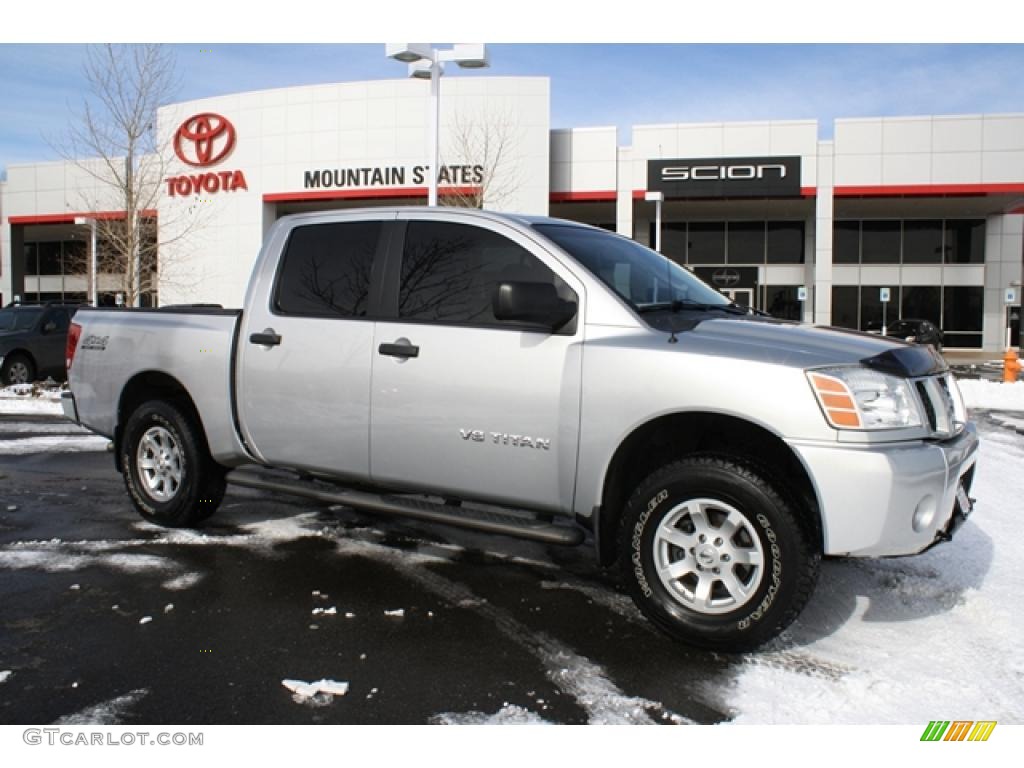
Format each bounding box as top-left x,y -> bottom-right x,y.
249,328 -> 282,346
378,341 -> 419,359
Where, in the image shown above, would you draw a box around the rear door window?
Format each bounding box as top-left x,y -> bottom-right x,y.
275,220 -> 382,318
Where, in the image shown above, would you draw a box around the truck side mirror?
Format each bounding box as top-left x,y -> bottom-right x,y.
493,281 -> 577,332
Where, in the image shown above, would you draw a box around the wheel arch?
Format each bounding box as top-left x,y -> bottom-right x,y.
595,411 -> 823,567
114,371 -> 209,473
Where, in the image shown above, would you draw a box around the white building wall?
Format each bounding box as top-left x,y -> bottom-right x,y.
157,77 -> 550,306
550,126 -> 617,195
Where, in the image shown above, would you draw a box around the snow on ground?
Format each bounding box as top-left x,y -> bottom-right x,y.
728,430 -> 1024,723
53,689 -> 149,725
0,385 -> 64,416
432,704 -> 549,725
0,434 -> 110,454
957,378 -> 1024,410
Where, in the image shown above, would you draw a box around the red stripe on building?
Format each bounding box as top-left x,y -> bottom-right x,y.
834,183 -> 1024,197
549,191 -> 617,203
8,209 -> 158,225
263,187 -> 480,203
631,188 -> 817,200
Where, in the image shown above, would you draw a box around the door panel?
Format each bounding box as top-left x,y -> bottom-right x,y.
370,322 -> 582,513
237,216 -> 386,477
369,215 -> 585,513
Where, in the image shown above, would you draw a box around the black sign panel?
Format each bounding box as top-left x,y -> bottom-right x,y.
694,266 -> 759,290
648,156 -> 801,199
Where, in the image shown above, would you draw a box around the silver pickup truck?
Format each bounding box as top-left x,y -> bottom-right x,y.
63,207 -> 978,651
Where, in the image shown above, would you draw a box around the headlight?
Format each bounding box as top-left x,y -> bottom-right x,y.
807,366 -> 923,430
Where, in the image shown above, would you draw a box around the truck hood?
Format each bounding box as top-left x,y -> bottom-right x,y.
687,316 -> 948,376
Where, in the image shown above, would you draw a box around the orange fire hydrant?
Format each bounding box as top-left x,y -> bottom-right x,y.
1005,348 -> 1022,383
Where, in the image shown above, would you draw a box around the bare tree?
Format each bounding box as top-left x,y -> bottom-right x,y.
443,106 -> 524,210
59,44 -> 199,306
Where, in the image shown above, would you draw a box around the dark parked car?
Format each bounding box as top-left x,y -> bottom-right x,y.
0,303 -> 82,385
866,318 -> 943,351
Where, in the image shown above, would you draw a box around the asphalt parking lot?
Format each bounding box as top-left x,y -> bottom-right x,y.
1,406 -> 1022,725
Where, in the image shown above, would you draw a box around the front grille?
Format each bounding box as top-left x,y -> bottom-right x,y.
916,381 -> 938,431
914,374 -> 964,438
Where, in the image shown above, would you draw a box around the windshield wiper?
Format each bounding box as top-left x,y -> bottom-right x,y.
637,300 -> 749,316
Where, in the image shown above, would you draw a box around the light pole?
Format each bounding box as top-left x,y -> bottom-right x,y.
385,44 -> 490,207
645,191 -> 664,253
73,216 -> 98,306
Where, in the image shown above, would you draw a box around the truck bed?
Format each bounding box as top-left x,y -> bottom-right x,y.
69,307 -> 249,465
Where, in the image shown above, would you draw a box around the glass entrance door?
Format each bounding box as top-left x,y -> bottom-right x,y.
722,288 -> 754,308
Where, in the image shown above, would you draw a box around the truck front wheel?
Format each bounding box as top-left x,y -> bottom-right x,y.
121,400 -> 226,527
619,455 -> 819,652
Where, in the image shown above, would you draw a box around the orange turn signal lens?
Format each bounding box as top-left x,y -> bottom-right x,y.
808,373 -> 862,429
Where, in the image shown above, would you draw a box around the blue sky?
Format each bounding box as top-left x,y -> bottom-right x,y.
2,43 -> 1023,174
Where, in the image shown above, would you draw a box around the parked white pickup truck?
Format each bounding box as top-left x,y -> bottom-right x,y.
63,207 -> 978,651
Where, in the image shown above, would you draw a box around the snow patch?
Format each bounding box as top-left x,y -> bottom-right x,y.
162,572 -> 203,590
0,435 -> 110,455
432,704 -> 550,725
53,688 -> 148,725
0,670 -> 12,684
957,378 -> 1024,410
281,678 -> 349,706
0,549 -> 174,574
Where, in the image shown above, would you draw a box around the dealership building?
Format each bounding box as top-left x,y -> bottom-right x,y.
2,75 -> 1022,352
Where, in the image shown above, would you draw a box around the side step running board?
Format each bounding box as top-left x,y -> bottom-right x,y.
226,470 -> 584,547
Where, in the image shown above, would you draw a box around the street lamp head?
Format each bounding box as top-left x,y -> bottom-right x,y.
452,43 -> 489,69
409,60 -> 437,80
385,43 -> 433,64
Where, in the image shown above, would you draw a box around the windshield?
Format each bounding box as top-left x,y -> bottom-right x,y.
534,224 -> 730,310
0,307 -> 44,332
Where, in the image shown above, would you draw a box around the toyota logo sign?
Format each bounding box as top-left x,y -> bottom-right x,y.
173,113 -> 236,167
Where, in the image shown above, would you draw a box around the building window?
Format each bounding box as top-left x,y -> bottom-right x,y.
831,286 -> 859,329
833,221 -> 860,264
900,285 -> 941,326
37,242 -> 63,275
766,221 -> 805,264
687,223 -> 725,264
833,218 -> 985,264
23,243 -> 39,276
944,220 -> 984,264
727,222 -> 765,264
902,220 -> 943,264
661,223 -> 688,264
764,286 -> 802,320
861,221 -> 901,264
943,286 -> 983,348
860,285 -> 901,330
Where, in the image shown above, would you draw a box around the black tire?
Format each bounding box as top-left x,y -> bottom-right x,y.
619,455 -> 819,652
1,353 -> 36,386
121,399 -> 226,527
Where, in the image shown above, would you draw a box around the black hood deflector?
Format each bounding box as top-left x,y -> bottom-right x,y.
860,345 -> 948,378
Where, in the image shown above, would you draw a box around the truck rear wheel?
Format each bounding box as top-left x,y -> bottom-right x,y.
121,399 -> 226,527
619,455 -> 819,652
